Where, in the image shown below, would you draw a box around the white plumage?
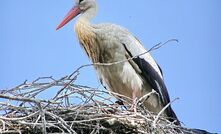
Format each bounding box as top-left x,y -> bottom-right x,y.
56,0 -> 179,125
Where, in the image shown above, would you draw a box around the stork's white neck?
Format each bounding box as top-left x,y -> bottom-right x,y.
79,6 -> 97,22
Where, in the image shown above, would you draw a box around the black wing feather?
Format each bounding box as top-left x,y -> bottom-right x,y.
122,43 -> 169,105
122,44 -> 179,124
133,57 -> 170,105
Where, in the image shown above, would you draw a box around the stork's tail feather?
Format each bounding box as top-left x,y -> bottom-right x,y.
166,106 -> 180,125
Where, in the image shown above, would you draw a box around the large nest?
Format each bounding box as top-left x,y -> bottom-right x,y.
0,70 -> 201,134
1,41 -> 211,134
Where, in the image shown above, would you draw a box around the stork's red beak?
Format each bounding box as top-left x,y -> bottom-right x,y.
56,6 -> 81,30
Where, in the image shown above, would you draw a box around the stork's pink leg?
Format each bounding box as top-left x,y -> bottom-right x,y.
130,90 -> 138,113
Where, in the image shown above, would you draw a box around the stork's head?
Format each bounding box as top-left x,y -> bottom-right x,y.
56,0 -> 97,30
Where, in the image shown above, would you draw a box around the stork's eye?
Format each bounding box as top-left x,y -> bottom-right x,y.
79,0 -> 84,3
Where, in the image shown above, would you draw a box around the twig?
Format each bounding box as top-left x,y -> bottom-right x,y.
69,39 -> 178,74
152,97 -> 179,128
0,111 -> 39,121
0,93 -> 43,104
45,111 -> 77,134
137,89 -> 157,105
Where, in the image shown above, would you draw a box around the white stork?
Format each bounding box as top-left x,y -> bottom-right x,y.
56,0 -> 179,125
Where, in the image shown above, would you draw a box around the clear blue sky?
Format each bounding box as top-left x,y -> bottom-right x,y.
0,0 -> 220,133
